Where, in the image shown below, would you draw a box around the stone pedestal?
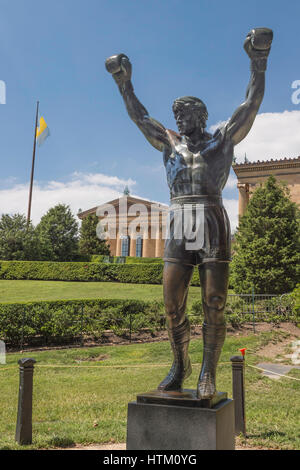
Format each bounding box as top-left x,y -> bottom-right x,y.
126,393 -> 235,450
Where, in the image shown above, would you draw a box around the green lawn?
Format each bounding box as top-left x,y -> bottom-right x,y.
0,280 -> 203,307
0,330 -> 299,450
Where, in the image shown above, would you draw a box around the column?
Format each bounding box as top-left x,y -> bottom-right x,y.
155,229 -> 164,258
143,228 -> 155,258
129,237 -> 136,257
237,183 -> 249,219
116,232 -> 121,256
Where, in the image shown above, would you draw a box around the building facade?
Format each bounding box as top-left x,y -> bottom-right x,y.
233,157 -> 300,219
78,195 -> 168,258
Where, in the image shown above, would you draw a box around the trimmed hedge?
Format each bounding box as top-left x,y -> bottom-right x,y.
90,255 -> 162,264
0,298 -> 164,346
126,257 -> 163,264
0,293 -> 295,347
90,255 -> 163,264
0,260 -> 201,286
90,255 -> 126,264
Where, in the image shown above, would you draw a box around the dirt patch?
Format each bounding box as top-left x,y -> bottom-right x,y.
255,323 -> 299,362
53,440 -> 273,451
75,354 -> 110,362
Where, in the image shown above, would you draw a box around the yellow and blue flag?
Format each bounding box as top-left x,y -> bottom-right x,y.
36,116 -> 50,147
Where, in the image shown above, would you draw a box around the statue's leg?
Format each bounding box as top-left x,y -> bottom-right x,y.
197,262 -> 229,399
158,261 -> 194,391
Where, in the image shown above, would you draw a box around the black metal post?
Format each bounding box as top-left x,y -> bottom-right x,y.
230,355 -> 246,436
15,358 -> 36,445
129,314 -> 132,343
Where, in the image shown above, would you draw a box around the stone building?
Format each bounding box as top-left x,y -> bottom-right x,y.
78,195 -> 168,258
233,156 -> 300,219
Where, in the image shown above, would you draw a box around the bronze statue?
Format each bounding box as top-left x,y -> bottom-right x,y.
106,28 -> 273,400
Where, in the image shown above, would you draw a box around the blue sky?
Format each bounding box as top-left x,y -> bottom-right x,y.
1,0 -> 300,228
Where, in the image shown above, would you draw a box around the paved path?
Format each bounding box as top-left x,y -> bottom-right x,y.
257,362 -> 300,380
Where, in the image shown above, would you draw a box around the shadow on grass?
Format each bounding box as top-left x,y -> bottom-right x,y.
47,436 -> 76,448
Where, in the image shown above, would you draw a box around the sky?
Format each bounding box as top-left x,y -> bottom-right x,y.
1,0 -> 300,231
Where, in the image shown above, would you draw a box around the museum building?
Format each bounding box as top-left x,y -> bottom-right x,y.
77,194 -> 168,258
233,156 -> 300,219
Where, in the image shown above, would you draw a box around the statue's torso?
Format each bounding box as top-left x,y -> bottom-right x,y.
164,128 -> 233,199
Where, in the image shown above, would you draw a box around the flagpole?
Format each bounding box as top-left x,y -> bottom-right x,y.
27,100 -> 39,226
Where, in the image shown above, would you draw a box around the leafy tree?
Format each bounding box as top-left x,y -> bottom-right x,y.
0,214 -> 39,260
79,214 -> 110,256
36,204 -> 78,261
231,176 -> 300,294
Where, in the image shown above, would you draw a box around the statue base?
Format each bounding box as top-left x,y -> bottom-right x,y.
137,389 -> 227,409
127,390 -> 235,450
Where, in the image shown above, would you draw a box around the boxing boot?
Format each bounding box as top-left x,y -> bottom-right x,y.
158,317 -> 192,391
197,323 -> 226,399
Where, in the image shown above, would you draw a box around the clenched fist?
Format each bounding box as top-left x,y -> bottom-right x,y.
244,28 -> 273,60
105,54 -> 132,86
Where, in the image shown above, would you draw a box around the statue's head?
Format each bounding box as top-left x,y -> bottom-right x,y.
172,96 -> 208,136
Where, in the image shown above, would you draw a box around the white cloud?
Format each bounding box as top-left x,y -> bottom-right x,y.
209,120 -> 227,134
223,198 -> 239,232
210,110 -> 300,163
235,110 -> 300,163
0,172 -> 136,225
72,172 -> 136,187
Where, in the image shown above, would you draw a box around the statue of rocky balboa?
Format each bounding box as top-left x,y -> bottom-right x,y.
105,27 -> 273,399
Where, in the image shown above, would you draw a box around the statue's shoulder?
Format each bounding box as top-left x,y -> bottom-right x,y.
166,129 -> 182,146
210,125 -> 228,144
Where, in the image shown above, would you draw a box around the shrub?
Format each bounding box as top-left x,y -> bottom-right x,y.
36,204 -> 79,262
0,261 -> 162,284
0,214 -> 39,261
79,214 -> 110,257
231,176 -> 300,294
0,298 -> 164,346
291,284 -> 300,321
224,305 -> 246,328
0,260 -> 202,286
0,292 -> 296,347
90,255 -> 106,263
126,257 -> 163,264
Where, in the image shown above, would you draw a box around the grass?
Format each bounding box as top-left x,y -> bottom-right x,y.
0,280 -> 204,307
0,330 -> 299,450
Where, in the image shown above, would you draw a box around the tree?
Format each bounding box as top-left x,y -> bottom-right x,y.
0,214 -> 39,260
231,176 -> 300,294
79,214 -> 110,256
36,204 -> 78,261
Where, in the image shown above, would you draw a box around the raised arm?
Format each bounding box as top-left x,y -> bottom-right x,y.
105,54 -> 169,152
225,28 -> 273,146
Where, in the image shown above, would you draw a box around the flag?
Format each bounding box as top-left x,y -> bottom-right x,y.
36,116 -> 50,147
